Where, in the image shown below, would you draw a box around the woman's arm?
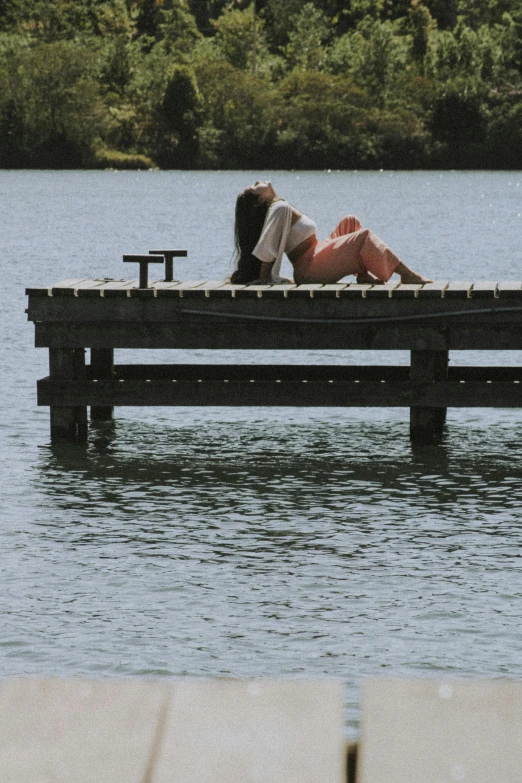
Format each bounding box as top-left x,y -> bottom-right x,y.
248,201 -> 293,284
252,203 -> 291,262
247,262 -> 273,285
258,262 -> 273,283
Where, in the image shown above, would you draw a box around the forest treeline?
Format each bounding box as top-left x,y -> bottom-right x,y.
1,0 -> 521,169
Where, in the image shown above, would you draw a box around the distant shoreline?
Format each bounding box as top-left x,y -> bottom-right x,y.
1,2 -> 521,173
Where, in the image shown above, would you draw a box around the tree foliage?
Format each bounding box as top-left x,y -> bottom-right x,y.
0,0 -> 521,168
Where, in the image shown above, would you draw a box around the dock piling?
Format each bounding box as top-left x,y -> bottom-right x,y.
49,348 -> 87,441
409,350 -> 449,441
90,348 -> 114,422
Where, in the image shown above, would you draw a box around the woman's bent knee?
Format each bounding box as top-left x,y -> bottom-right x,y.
353,228 -> 371,247
330,215 -> 362,238
343,215 -> 362,233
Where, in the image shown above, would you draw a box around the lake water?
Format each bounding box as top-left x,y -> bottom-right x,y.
1,170 -> 522,736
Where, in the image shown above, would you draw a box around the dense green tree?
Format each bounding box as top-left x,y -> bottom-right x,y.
113,37 -> 171,150
457,0 -> 520,29
210,5 -> 259,70
424,19 -> 509,85
157,65 -> 201,166
159,0 -> 201,55
192,58 -> 274,166
269,71 -> 378,167
90,0 -> 134,38
424,0 -> 458,29
102,35 -> 131,94
430,83 -> 487,165
408,0 -> 436,63
328,17 -> 405,86
284,3 -> 331,71
316,0 -> 411,34
345,17 -> 409,98
0,0 -> 133,40
0,0 -> 521,168
187,0 -> 232,32
500,4 -> 522,74
263,0 -> 303,47
0,97 -> 24,166
134,0 -> 161,39
0,38 -> 106,165
487,97 -> 522,167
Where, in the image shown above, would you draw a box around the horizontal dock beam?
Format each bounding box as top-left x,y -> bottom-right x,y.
84,364 -> 522,381
33,321 -> 522,351
27,279 -> 522,351
37,364 -> 522,408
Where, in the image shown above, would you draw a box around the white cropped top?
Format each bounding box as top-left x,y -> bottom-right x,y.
252,201 -> 317,282
287,213 -> 317,252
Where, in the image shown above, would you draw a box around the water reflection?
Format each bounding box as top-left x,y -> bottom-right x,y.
37,415 -> 522,559
39,414 -> 522,510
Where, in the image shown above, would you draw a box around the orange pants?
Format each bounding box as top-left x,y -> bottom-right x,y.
292,215 -> 401,284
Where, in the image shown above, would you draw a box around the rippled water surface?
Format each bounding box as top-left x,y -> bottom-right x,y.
2,170 -> 522,735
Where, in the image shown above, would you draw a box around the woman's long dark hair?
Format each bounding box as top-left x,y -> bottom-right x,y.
231,190 -> 270,283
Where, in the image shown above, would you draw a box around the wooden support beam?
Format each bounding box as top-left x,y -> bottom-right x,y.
49,348 -> 87,442
409,350 -> 449,442
26,288 -> 522,325
101,364 -> 410,382
346,742 -> 357,783
50,406 -> 79,441
37,370 -> 522,409
31,321 -> 448,351
91,364 -> 521,383
74,348 -> 88,441
90,348 -> 114,421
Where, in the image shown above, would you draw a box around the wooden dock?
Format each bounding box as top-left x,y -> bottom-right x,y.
0,676 -> 520,782
25,268 -> 522,443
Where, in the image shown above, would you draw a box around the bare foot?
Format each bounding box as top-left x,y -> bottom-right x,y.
399,272 -> 433,284
357,272 -> 386,284
395,261 -> 432,284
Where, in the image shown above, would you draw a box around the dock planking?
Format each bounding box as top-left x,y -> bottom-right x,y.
26,279 -> 522,301
444,280 -> 473,298
498,280 -> 522,297
154,679 -> 344,783
390,283 -> 423,299
470,280 -> 498,298
38,375 -> 522,409
0,678 -> 167,783
26,277 -> 522,442
1,675 -> 520,781
311,283 -> 348,298
0,678 -> 345,783
416,280 -> 449,298
364,282 -> 399,299
358,678 -> 522,783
